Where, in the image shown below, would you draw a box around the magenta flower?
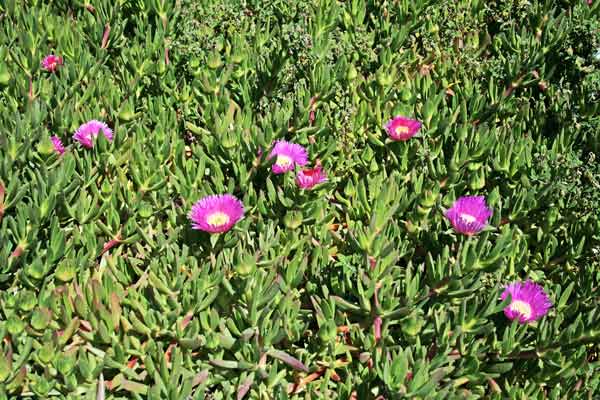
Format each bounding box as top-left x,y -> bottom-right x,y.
268,140 -> 308,174
50,135 -> 65,155
188,194 -> 244,233
73,120 -> 113,148
384,116 -> 421,141
296,165 -> 327,189
444,195 -> 492,236
41,55 -> 63,73
501,280 -> 552,324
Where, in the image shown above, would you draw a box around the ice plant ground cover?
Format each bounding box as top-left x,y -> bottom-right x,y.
0,0 -> 600,398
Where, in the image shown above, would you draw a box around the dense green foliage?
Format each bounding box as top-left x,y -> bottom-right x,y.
1,0 -> 600,398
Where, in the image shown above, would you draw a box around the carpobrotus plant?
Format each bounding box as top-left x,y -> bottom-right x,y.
1,0 -> 598,398
384,116 -> 421,141
41,54 -> 63,72
268,140 -> 308,174
50,135 -> 65,155
296,165 -> 327,189
444,195 -> 492,236
188,194 -> 244,233
73,120 -> 113,148
501,281 -> 552,324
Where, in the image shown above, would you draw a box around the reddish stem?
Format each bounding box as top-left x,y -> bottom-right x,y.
164,341 -> 177,363
308,95 -> 318,126
101,24 -> 111,49
181,312 -> 193,329
127,357 -> 138,369
369,256 -> 377,270
372,279 -> 382,342
330,370 -> 341,382
79,320 -> 93,332
373,282 -> 381,309
100,234 -> 122,256
337,325 -> 350,333
503,74 -> 525,98
373,316 -> 382,343
288,367 -> 326,394
503,86 -> 514,97
10,245 -> 23,258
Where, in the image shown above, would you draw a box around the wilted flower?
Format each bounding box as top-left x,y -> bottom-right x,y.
444,195 -> 492,235
73,120 -> 113,148
501,280 -> 552,324
296,165 -> 327,189
188,194 -> 244,234
384,116 -> 421,141
41,55 -> 63,72
50,135 -> 65,155
268,140 -> 308,174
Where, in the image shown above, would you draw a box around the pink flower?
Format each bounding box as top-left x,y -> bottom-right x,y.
444,195 -> 492,236
188,194 -> 244,234
384,116 -> 421,141
50,135 -> 65,155
41,55 -> 63,73
296,165 -> 327,189
73,120 -> 113,148
501,280 -> 552,324
268,140 -> 308,174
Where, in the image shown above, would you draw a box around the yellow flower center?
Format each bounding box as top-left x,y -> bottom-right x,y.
509,300 -> 532,320
276,155 -> 293,168
460,213 -> 477,224
207,212 -> 230,226
395,125 -> 409,135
